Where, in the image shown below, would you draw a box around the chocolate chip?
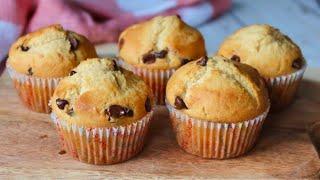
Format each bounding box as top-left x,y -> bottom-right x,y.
67,34 -> 79,51
231,55 -> 240,62
119,38 -> 124,50
69,70 -> 76,76
105,105 -> 134,120
67,108 -> 74,116
176,14 -> 181,19
292,58 -> 302,69
174,96 -> 188,110
27,67 -> 33,75
21,45 -> 29,51
126,109 -> 133,116
181,58 -> 191,65
145,97 -> 152,112
56,98 -> 69,110
154,50 -> 168,58
196,56 -> 208,66
112,59 -> 119,71
142,53 -> 156,64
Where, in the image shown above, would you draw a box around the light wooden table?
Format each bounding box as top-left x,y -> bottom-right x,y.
1,0 -> 320,178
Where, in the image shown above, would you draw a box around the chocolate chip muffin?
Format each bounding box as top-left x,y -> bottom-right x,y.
7,24 -> 97,113
166,55 -> 270,159
50,58 -> 154,165
217,24 -> 306,110
118,15 -> 206,104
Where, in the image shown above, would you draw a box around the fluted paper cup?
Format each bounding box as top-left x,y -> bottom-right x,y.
6,64 -> 61,113
50,111 -> 153,165
118,60 -> 175,105
265,65 -> 306,111
167,103 -> 269,159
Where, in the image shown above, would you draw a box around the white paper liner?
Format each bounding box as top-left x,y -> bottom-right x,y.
265,65 -> 306,110
6,64 -> 61,113
118,59 -> 175,105
166,103 -> 269,159
50,110 -> 153,165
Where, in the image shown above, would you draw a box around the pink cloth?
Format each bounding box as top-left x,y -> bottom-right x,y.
0,0 -> 231,60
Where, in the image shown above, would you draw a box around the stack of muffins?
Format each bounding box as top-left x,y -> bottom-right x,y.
6,16 -> 306,164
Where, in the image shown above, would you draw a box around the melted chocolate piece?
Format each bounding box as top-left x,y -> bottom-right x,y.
142,49 -> 168,64
292,58 -> 302,69
27,67 -> 33,76
174,96 -> 188,110
145,97 -> 152,112
69,70 -> 77,76
67,108 -> 74,116
118,38 -> 124,50
231,55 -> 241,62
142,53 -> 156,64
21,45 -> 29,51
112,59 -> 120,71
196,56 -> 208,66
56,98 -> 69,110
181,58 -> 190,65
67,34 -> 79,51
105,105 -> 134,120
154,50 -> 168,58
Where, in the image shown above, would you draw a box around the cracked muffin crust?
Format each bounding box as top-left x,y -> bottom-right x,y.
118,15 -> 206,70
51,58 -> 153,128
8,24 -> 97,78
217,24 -> 305,78
166,56 -> 269,123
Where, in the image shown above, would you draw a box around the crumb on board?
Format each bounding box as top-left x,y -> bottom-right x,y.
39,134 -> 48,139
58,150 -> 66,155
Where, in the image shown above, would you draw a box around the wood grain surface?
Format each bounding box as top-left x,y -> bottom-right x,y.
0,68 -> 319,179
1,0 -> 319,178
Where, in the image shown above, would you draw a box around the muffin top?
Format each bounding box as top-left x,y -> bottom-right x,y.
217,24 -> 305,78
118,15 -> 206,70
51,58 -> 153,128
166,56 -> 269,123
7,25 -> 97,78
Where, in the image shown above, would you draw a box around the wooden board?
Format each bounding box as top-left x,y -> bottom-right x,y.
0,67 -> 319,178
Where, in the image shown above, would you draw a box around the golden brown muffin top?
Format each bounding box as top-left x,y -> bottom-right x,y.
8,24 -> 97,78
118,15 -> 206,70
166,56 -> 269,123
217,24 -> 305,78
51,58 -> 153,128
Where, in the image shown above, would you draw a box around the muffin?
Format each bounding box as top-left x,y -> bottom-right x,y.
50,58 -> 154,165
118,15 -> 206,105
166,56 -> 270,159
217,24 -> 306,110
7,24 -> 97,113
